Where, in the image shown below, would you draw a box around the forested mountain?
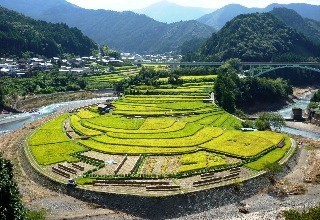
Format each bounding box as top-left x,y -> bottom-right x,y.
197,3 -> 320,30
0,0 -> 214,53
270,8 -> 320,44
267,3 -> 320,22
197,4 -> 261,30
0,7 -> 97,57
184,13 -> 320,62
0,0 -> 72,18
134,0 -> 213,23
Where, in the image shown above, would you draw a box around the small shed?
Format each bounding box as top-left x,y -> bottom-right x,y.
292,108 -> 303,121
98,104 -> 109,113
203,93 -> 215,103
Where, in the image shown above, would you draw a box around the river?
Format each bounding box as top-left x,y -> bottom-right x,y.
0,97 -> 116,136
0,93 -> 319,138
278,91 -> 320,139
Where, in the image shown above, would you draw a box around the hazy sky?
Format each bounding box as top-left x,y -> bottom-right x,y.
66,0 -> 320,11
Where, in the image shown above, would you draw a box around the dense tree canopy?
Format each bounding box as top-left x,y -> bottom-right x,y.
0,7 -> 98,57
214,59 -> 292,113
0,71 -> 88,105
0,154 -> 25,219
184,13 -> 320,62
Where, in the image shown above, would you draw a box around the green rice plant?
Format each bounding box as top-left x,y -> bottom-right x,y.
107,123 -> 203,139
181,111 -> 222,123
207,153 -> 227,167
139,118 -> 176,130
180,75 -> 217,80
181,151 -> 207,165
70,115 -> 102,136
77,110 -> 100,119
86,115 -> 145,130
196,114 -> 222,125
39,114 -> 68,130
29,129 -> 70,146
222,117 -> 242,129
201,131 -> 282,157
113,107 -> 215,116
211,114 -> 230,127
250,131 -> 284,145
92,127 -> 223,148
82,120 -> 187,134
30,142 -> 88,165
156,101 -> 210,110
78,139 -> 196,155
245,136 -> 291,171
179,151 -> 226,173
114,103 -> 162,112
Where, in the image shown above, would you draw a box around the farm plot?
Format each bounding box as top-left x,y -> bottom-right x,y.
245,136 -> 291,171
82,120 -> 187,134
201,131 -> 283,158
92,127 -> 223,148
78,139 -> 197,155
30,142 -> 88,165
179,151 -> 227,173
70,115 -> 102,136
29,114 -> 70,145
27,90 -> 290,193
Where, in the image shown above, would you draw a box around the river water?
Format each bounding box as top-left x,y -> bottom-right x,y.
0,97 -> 116,136
0,93 -> 319,138
278,93 -> 320,139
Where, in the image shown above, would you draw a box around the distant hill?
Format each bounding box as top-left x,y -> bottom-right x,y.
0,0 -> 73,18
185,13 -> 320,62
270,8 -> 320,44
0,0 -> 214,53
197,3 -> 320,30
197,4 -> 261,30
266,3 -> 320,22
134,0 -> 213,23
0,7 -> 97,57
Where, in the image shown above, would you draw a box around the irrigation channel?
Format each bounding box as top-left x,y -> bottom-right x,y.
0,93 -> 319,138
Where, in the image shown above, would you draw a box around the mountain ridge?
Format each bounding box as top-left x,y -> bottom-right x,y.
197,3 -> 320,30
0,6 -> 97,57
185,13 -> 320,62
0,0 -> 214,53
134,0 -> 214,23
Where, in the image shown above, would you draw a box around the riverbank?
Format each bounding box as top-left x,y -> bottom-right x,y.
244,86 -> 318,115
15,89 -> 114,111
286,121 -> 320,134
0,89 -> 115,118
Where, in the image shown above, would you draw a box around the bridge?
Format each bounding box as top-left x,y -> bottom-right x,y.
133,61 -> 320,77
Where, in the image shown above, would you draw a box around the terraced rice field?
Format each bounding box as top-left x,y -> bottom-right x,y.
27,72 -> 293,193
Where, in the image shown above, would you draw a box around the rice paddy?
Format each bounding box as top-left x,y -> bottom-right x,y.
26,69 -> 293,194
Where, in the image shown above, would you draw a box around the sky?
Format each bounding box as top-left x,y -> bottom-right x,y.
66,0 -> 320,11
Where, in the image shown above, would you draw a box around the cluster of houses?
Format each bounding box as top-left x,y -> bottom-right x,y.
121,52 -> 182,63
0,56 -> 124,77
0,57 -> 54,76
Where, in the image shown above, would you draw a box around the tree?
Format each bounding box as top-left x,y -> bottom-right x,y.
100,45 -> 121,59
168,74 -> 182,85
214,60 -> 241,113
255,112 -> 286,131
0,154 -> 25,219
0,86 -> 5,107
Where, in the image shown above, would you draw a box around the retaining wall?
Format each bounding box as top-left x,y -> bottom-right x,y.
20,140 -> 299,219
